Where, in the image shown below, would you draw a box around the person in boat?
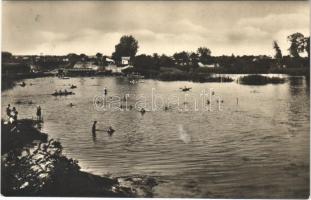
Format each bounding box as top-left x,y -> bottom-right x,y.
69,103 -> 74,107
54,90 -> 58,95
58,90 -> 62,95
64,89 -> 68,94
92,121 -> 97,134
36,105 -> 42,121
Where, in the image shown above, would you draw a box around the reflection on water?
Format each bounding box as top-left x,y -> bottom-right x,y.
1,75 -> 309,198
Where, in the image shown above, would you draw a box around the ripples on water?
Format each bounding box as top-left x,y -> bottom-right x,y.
1,75 -> 309,198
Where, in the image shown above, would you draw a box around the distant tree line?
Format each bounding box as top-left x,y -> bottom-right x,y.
2,32 -> 310,76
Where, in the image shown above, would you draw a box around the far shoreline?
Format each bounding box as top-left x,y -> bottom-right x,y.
2,67 -> 309,91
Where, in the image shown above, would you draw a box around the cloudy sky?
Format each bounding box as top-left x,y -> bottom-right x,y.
2,1 -> 309,56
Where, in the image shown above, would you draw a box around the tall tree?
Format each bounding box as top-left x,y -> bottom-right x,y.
2,52 -> 12,62
197,47 -> 211,57
96,52 -> 103,59
159,54 -> 175,68
189,52 -> 199,67
273,41 -> 283,67
133,54 -> 158,70
197,47 -> 212,64
79,54 -> 88,61
173,51 -> 190,65
305,37 -> 310,59
287,33 -> 305,58
112,35 -> 139,62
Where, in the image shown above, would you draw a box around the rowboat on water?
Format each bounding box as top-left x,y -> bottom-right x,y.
51,91 -> 75,96
180,87 -> 192,92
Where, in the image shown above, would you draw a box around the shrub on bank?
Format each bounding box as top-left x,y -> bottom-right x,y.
239,75 -> 285,85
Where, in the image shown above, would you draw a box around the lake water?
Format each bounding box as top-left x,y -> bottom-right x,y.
2,75 -> 309,198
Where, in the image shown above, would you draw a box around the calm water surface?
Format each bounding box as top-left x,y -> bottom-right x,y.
2,75 -> 309,198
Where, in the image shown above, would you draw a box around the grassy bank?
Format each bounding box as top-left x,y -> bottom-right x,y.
1,119 -> 157,197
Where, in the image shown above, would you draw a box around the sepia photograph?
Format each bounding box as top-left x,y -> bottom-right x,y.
1,0 -> 310,198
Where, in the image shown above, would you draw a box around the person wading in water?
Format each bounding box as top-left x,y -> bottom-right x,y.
92,121 -> 97,134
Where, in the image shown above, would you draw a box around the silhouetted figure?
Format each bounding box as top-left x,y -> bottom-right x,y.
36,105 -> 41,121
6,104 -> 11,117
92,132 -> 97,143
107,126 -> 115,136
92,122 -> 97,143
10,107 -> 18,126
104,88 -> 107,96
11,107 -> 18,120
207,100 -> 210,105
140,108 -> 146,115
92,121 -> 97,134
13,111 -> 18,121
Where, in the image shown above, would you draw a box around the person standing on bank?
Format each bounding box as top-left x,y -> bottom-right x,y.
6,104 -> 11,118
36,105 -> 42,121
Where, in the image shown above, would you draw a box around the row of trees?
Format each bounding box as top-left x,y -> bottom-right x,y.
113,33 -> 309,69
2,32 -> 309,74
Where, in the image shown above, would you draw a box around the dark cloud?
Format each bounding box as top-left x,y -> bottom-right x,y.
2,1 -> 309,56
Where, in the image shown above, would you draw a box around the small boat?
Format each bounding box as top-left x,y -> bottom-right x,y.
70,85 -> 77,89
51,91 -> 75,96
20,82 -> 26,87
180,87 -> 192,92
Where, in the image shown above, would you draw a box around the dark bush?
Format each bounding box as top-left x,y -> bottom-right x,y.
239,75 -> 285,85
